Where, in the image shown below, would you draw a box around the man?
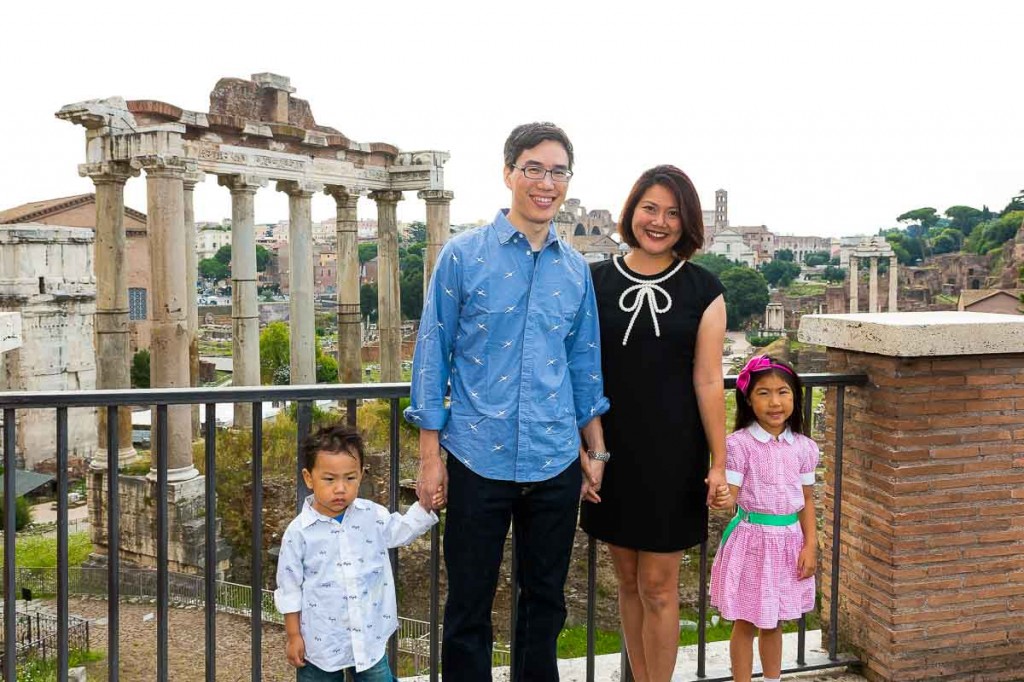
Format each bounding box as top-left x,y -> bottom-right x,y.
404,122 -> 609,681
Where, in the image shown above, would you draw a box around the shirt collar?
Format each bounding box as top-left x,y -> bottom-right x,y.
298,495 -> 369,528
491,209 -> 560,250
747,422 -> 794,444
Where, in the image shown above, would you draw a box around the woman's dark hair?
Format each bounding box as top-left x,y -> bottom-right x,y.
617,165 -> 704,259
733,357 -> 806,436
503,122 -> 574,170
301,424 -> 365,472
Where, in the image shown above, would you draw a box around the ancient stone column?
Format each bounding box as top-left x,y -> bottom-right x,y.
848,256 -> 859,313
84,162 -> 138,468
370,190 -> 403,382
325,186 -> 363,385
418,189 -> 454,294
868,256 -> 879,313
183,166 -> 204,437
277,180 -> 323,385
219,174 -> 266,427
140,155 -> 197,481
888,255 -> 898,312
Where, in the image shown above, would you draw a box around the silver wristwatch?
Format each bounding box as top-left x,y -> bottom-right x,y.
587,449 -> 611,462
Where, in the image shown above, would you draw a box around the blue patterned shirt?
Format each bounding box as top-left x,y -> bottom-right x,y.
404,210 -> 609,482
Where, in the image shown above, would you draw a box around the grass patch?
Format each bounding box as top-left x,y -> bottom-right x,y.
784,282 -> 827,296
0,532 -> 93,568
18,649 -> 104,681
556,609 -> 736,658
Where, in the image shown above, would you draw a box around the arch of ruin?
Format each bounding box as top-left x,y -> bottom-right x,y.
58,73 -> 453,479
848,236 -> 897,313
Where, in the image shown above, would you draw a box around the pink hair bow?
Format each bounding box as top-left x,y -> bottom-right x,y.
736,355 -> 794,395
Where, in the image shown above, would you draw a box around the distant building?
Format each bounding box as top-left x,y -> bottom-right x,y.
197,226 -> 232,260
775,234 -> 831,263
705,227 -> 758,267
957,289 -> 1023,315
0,193 -> 152,352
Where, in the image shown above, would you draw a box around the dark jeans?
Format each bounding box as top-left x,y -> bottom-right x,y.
442,455 -> 581,682
296,654 -> 396,681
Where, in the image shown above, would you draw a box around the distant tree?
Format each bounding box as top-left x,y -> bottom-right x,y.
720,266 -> 769,330
774,249 -> 794,262
199,258 -> 229,281
214,244 -> 232,265
400,253 -> 425,320
131,349 -> 150,389
822,265 -> 846,283
930,228 -> 963,255
255,245 -> 271,272
0,495 -> 31,532
316,352 -> 339,384
405,221 -> 427,244
897,208 -> 939,239
360,284 -> 379,324
965,211 -> 1024,254
760,260 -> 802,287
692,253 -> 744,277
358,243 -> 378,264
803,251 -> 831,267
944,205 -> 984,237
883,229 -> 924,265
259,322 -> 290,385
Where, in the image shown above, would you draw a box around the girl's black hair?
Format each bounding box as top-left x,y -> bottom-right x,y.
733,357 -> 806,436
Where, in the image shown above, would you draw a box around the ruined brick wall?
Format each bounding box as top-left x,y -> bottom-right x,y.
820,351 -> 1024,681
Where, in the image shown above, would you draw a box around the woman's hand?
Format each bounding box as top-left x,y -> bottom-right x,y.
705,467 -> 729,508
798,543 -> 817,579
579,446 -> 603,503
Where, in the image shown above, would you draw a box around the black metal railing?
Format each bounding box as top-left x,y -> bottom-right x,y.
0,373 -> 864,681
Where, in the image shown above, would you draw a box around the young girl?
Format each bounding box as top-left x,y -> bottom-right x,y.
710,355 -> 818,682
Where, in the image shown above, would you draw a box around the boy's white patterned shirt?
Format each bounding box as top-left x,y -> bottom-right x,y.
274,496 -> 437,673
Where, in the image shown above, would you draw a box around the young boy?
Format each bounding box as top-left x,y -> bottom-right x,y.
274,424 -> 439,680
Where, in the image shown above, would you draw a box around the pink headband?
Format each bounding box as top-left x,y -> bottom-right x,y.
736,355 -> 795,395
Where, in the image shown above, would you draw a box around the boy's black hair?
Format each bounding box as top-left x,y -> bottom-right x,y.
503,122 -> 575,170
733,357 -> 806,436
301,424 -> 365,472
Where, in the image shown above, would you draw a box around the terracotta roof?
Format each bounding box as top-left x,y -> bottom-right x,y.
0,193 -> 147,225
957,289 -> 1023,309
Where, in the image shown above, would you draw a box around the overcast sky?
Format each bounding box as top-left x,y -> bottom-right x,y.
2,1 -> 1020,238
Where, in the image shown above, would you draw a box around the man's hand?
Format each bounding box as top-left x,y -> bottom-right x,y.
798,542 -> 817,579
579,446 -> 604,503
417,430 -> 448,511
286,633 -> 306,668
705,466 -> 729,508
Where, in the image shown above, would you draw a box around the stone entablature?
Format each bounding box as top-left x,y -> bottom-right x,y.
0,224 -> 98,471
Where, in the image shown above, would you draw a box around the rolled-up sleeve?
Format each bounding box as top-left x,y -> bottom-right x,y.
273,522 -> 304,614
405,241 -> 462,430
565,265 -> 610,427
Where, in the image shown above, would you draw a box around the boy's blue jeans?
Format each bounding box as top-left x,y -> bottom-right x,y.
296,654 -> 396,681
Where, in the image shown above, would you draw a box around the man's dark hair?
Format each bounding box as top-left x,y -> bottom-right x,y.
301,424 -> 365,472
617,165 -> 705,260
503,122 -> 574,170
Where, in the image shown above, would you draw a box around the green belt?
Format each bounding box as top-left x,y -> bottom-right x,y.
720,506 -> 799,547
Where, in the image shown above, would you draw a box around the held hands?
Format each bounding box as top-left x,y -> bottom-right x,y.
286,633 -> 306,668
798,543 -> 817,580
705,467 -> 731,510
579,446 -> 605,503
416,433 -> 448,512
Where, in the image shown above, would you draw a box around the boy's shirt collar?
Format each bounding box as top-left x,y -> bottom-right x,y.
298,495 -> 370,528
747,422 -> 795,444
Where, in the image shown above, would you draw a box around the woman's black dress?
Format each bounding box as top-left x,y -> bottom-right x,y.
580,256 -> 724,552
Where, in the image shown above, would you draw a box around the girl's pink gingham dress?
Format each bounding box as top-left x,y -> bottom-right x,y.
710,423 -> 818,629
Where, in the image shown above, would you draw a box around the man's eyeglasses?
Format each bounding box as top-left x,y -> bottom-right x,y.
511,164 -> 573,183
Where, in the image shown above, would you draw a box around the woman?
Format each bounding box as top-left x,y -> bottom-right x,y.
580,165 -> 729,682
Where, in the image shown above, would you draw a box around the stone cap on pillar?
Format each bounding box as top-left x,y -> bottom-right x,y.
798,311 -> 1024,357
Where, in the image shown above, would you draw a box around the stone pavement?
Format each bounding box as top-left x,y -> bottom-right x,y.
404,630 -> 865,681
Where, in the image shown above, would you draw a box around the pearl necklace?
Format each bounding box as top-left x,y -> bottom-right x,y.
613,255 -> 686,346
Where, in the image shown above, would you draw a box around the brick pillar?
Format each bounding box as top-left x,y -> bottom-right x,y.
800,311 -> 1024,682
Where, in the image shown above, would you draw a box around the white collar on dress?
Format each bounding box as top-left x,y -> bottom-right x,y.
747,422 -> 795,444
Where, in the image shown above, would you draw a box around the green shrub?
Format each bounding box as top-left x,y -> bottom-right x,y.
0,495 -> 32,531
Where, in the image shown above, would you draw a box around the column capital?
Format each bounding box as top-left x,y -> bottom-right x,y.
183,160 -> 205,191
79,161 -> 138,184
218,173 -> 268,194
324,185 -> 367,204
276,179 -> 324,197
417,189 -> 454,204
369,189 -> 404,204
135,155 -> 188,178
